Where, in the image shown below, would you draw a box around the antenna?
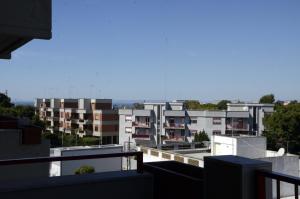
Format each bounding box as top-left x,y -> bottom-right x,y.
5,90 -> 8,96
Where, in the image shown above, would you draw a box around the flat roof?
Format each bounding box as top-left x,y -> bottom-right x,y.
51,145 -> 122,152
228,103 -> 274,107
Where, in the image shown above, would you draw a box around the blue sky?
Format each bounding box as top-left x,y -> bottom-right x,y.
1,0 -> 300,102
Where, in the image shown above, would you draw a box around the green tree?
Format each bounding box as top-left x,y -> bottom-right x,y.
0,93 -> 14,108
259,94 -> 275,104
32,115 -> 46,129
263,103 -> 300,153
74,165 -> 95,175
184,100 -> 218,110
184,100 -> 201,110
217,100 -> 231,110
133,103 -> 144,110
194,130 -> 210,142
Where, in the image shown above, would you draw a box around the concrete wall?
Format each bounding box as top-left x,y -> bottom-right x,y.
0,129 -> 50,182
211,135 -> 266,159
51,146 -> 123,176
236,136 -> 266,158
258,156 -> 299,198
0,171 -> 153,199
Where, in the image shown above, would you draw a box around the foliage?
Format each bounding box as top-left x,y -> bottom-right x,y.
194,130 -> 210,142
0,93 -> 46,129
184,100 -> 218,110
0,93 -> 14,108
263,103 -> 300,153
217,100 -> 231,110
133,103 -> 144,110
81,136 -> 100,145
74,165 -> 95,175
259,94 -> 275,104
42,132 -> 101,147
42,132 -> 61,147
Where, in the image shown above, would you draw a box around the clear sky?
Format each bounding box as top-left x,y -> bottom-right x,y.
1,0 -> 300,103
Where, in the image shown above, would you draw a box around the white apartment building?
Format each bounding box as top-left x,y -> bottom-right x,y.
119,101 -> 274,147
227,103 -> 274,135
35,98 -> 119,145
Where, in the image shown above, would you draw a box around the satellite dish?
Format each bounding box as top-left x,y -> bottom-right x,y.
277,148 -> 285,156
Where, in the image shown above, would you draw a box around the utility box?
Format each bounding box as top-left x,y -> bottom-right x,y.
0,0 -> 52,59
204,155 -> 272,199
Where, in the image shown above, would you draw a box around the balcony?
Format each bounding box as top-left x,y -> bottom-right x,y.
164,123 -> 185,129
226,124 -> 249,131
2,153 -> 294,199
132,134 -> 151,140
79,119 -> 85,123
132,121 -> 151,128
71,118 -> 79,123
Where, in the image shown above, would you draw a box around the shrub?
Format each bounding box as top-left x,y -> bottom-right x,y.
74,165 -> 95,175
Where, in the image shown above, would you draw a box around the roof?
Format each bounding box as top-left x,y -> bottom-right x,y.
0,0 -> 52,59
228,103 -> 275,107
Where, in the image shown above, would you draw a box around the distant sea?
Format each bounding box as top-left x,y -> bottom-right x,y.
13,101 -> 34,106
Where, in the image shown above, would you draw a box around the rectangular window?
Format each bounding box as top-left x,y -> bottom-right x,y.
125,115 -> 132,122
213,130 -> 221,135
191,120 -> 197,124
213,117 -> 222,125
125,127 -> 132,133
95,125 -> 99,132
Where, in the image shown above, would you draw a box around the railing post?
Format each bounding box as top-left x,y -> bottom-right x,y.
295,184 -> 299,199
257,171 -> 266,199
276,180 -> 281,199
136,152 -> 143,174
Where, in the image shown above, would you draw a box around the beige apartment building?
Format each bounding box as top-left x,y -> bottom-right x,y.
35,98 -> 119,144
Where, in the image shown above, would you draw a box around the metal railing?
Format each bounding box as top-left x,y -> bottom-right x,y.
0,151 -> 144,174
257,170 -> 300,199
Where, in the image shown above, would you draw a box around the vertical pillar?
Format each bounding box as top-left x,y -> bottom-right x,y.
204,155 -> 272,199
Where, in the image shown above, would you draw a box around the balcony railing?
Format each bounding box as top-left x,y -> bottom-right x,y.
226,124 -> 249,131
164,123 -> 185,129
0,152 -> 144,174
132,122 -> 150,128
165,136 -> 185,142
257,170 -> 300,199
132,134 -> 151,140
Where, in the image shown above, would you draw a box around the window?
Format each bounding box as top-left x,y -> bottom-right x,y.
125,115 -> 132,122
191,120 -> 197,124
181,131 -> 185,136
95,125 -> 99,132
125,127 -> 132,133
213,117 -> 222,125
213,130 -> 221,135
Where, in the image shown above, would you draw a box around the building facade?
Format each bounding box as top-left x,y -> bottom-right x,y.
119,101 -> 274,147
0,116 -> 50,182
227,103 -> 274,135
35,98 -> 119,145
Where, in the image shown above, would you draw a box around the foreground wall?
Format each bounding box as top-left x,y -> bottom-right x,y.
0,171 -> 153,199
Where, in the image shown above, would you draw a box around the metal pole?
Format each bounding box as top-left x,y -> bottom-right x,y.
287,132 -> 289,154
62,128 -> 64,147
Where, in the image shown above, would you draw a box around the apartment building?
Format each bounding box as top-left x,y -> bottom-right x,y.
35,98 -> 119,145
119,101 -> 274,147
227,103 -> 274,135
